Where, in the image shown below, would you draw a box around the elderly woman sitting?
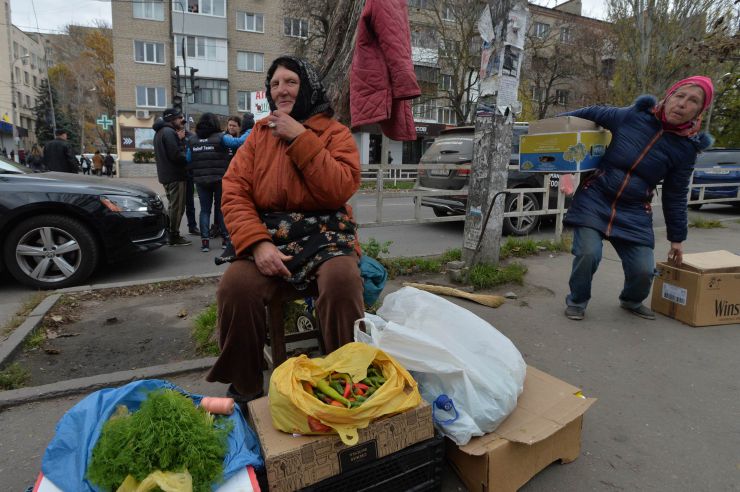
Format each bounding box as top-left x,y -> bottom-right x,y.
206,56 -> 364,403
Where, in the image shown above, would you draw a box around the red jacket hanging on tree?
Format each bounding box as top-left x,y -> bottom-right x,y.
350,0 -> 420,141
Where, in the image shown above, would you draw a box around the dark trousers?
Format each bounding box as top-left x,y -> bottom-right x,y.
195,181 -> 229,242
163,181 -> 186,237
206,254 -> 364,396
186,177 -> 197,229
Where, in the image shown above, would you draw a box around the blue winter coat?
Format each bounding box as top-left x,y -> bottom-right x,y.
563,95 -> 712,247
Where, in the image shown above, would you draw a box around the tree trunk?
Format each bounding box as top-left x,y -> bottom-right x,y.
318,0 -> 366,125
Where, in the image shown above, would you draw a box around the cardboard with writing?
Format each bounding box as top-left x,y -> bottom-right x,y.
651,250 -> 740,327
446,366 -> 596,492
519,116 -> 612,173
248,397 -> 434,492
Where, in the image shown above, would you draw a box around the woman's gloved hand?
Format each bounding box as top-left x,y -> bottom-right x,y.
253,241 -> 293,277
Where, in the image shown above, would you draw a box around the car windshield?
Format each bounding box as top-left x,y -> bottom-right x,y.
695,151 -> 738,168
420,134 -> 474,164
0,157 -> 30,174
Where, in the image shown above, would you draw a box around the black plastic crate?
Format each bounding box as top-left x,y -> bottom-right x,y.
298,434 -> 445,492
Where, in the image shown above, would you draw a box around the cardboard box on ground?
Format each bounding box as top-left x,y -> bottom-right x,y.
520,116 -> 612,173
250,366 -> 595,492
651,250 -> 740,327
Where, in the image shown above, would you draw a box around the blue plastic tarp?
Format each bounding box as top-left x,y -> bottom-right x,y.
41,379 -> 264,492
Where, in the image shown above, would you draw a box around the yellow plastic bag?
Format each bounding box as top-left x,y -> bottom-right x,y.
117,469 -> 193,492
269,342 -> 422,445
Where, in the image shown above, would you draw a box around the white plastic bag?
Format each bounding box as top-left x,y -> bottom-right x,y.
354,287 -> 525,445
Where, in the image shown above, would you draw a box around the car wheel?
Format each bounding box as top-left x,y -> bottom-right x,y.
3,214 -> 99,289
296,312 -> 318,333
503,192 -> 541,236
688,203 -> 702,210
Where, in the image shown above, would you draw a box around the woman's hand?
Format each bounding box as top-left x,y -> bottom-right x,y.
668,242 -> 683,266
266,110 -> 306,142
252,241 -> 293,277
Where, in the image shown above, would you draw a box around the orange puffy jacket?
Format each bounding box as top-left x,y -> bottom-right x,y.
222,113 -> 361,256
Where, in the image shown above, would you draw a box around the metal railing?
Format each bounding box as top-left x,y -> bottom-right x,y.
351,163 -> 740,240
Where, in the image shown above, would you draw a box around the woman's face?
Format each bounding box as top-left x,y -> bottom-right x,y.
270,66 -> 300,115
663,85 -> 705,125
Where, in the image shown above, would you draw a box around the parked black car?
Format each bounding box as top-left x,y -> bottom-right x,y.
689,148 -> 740,210
0,157 -> 167,289
415,125 -> 562,235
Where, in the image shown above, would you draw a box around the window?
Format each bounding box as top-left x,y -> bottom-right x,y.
175,35 -> 218,60
14,67 -> 20,82
534,22 -> 550,38
134,41 -> 165,64
237,91 -> 251,112
24,72 -> 29,85
237,12 -> 264,32
31,53 -> 37,69
411,28 -> 436,49
136,85 -> 166,108
408,0 -> 429,8
438,107 -> 456,125
134,0 -> 164,21
440,74 -> 453,91
560,27 -> 573,43
33,76 -> 37,87
236,51 -> 264,72
195,79 -> 228,106
532,86 -> 544,102
601,58 -> 615,79
13,41 -> 18,58
442,4 -> 454,21
556,89 -> 569,106
284,17 -> 308,38
173,0 -> 224,16
414,65 -> 438,84
413,98 -> 437,121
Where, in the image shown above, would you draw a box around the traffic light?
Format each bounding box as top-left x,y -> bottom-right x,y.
171,66 -> 181,93
190,67 -> 199,93
172,95 -> 183,112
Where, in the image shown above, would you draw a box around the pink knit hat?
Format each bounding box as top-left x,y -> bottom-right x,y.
665,76 -> 714,113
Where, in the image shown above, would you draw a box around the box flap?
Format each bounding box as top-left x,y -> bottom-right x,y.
248,396 -> 325,457
456,366 -> 596,455
681,250 -> 740,272
528,116 -> 603,134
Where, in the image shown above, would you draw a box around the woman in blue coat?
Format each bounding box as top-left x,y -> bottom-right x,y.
563,76 -> 714,321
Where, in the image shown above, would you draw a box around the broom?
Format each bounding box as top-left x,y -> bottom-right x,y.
402,282 -> 506,308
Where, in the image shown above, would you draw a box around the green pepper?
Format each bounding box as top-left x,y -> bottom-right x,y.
316,379 -> 350,407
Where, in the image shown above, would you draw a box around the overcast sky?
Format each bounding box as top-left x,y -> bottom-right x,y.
12,0 -> 609,33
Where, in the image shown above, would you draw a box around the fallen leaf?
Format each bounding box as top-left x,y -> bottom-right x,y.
51,315 -> 63,323
46,330 -> 59,339
177,308 -> 188,318
44,348 -> 61,355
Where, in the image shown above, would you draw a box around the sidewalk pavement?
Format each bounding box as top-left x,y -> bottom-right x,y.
1,221 -> 739,490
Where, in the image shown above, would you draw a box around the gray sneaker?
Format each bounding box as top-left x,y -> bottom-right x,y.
620,303 -> 656,320
168,235 -> 192,246
565,306 -> 585,320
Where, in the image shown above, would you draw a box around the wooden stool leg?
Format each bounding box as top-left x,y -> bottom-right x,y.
268,300 -> 287,367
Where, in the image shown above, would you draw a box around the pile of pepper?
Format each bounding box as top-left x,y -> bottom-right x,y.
302,364 -> 386,409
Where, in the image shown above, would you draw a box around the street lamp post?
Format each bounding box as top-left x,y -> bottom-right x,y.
10,54 -> 30,162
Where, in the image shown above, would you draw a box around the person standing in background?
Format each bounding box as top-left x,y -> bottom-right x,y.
43,129 -> 79,173
92,150 -> 104,176
104,152 -> 115,177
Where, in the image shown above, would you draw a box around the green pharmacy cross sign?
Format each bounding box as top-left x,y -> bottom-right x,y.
96,114 -> 114,131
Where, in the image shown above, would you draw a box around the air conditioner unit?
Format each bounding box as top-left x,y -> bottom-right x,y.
136,109 -> 150,119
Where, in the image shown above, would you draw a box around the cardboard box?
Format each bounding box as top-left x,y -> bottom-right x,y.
446,366 -> 596,492
248,397 -> 434,492
651,250 -> 740,327
519,116 -> 611,173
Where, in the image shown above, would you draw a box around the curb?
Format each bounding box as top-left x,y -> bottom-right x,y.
0,357 -> 217,409
57,271 -> 223,294
0,294 -> 60,370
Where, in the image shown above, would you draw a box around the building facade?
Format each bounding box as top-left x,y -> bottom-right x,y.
0,1 -> 47,160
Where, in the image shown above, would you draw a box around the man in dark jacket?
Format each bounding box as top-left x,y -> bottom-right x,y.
43,129 -> 79,173
104,152 -> 115,177
153,107 -> 191,246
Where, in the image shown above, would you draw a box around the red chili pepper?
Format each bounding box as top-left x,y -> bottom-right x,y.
329,400 -> 344,408
307,415 -> 332,432
343,379 -> 351,398
355,388 -> 365,396
355,383 -> 370,391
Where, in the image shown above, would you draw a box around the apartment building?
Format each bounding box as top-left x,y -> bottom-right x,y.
112,0 -> 304,169
0,0 -> 47,159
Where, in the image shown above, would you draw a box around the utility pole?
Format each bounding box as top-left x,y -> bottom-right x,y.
462,0 -> 528,266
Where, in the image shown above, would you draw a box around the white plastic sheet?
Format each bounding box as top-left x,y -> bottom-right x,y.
355,287 -> 525,445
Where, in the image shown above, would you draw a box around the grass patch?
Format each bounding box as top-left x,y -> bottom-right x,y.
469,262 -> 528,289
24,328 -> 46,350
439,248 -> 462,263
0,363 -> 30,390
689,217 -> 725,229
359,181 -> 415,190
192,304 -> 219,356
499,236 -> 571,260
1,292 -> 46,336
360,238 -> 392,260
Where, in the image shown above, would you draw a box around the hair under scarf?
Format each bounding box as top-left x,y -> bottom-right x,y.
265,56 -> 333,122
653,75 -> 714,137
